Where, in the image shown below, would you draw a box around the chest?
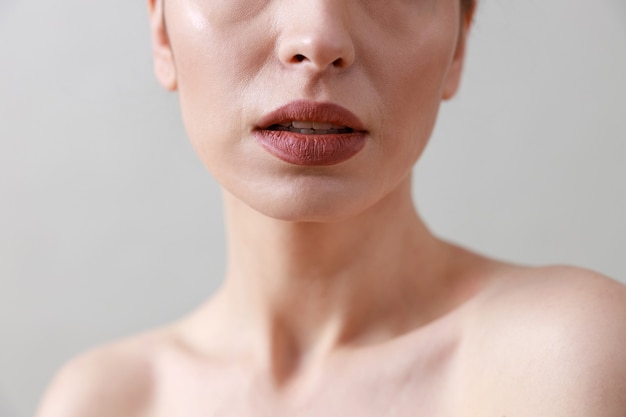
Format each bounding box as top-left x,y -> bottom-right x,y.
152,377 -> 452,417
150,349 -> 460,417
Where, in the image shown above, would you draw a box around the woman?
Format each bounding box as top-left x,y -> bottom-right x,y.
37,0 -> 626,415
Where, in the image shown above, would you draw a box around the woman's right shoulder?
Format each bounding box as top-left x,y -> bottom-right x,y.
35,326 -> 179,417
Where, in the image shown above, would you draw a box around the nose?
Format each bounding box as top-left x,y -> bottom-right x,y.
277,1 -> 356,73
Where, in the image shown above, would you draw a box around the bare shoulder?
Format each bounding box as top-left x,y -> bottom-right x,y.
480,264 -> 626,334
481,264 -> 626,322
35,327 -> 177,417
463,264 -> 626,415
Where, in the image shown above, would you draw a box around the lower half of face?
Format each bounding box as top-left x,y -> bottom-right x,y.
166,0 -> 462,222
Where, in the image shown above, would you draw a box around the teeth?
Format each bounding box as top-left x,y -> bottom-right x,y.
295,127 -> 353,135
269,121 -> 353,134
292,121 -> 313,129
287,121 -> 348,130
312,122 -> 334,130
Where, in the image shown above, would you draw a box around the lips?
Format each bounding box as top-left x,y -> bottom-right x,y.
254,101 -> 368,166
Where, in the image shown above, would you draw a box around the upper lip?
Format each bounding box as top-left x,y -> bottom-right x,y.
255,100 -> 367,132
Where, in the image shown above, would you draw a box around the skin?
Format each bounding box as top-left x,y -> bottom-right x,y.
37,0 -> 626,416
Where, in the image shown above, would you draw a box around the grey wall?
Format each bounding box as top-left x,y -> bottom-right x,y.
418,1 -> 626,277
1,1 -> 625,416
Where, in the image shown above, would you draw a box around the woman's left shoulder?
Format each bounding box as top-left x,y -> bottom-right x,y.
485,264 -> 626,324
464,264 -> 626,415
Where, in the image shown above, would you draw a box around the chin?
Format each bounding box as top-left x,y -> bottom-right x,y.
226,173 -> 384,223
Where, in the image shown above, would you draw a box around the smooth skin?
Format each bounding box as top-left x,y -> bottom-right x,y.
37,0 -> 626,416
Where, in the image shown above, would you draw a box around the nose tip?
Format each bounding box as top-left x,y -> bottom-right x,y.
277,10 -> 356,72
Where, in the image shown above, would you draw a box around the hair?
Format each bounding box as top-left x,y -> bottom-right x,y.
462,0 -> 476,12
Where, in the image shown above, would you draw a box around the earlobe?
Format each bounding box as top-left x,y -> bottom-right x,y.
148,0 -> 177,91
442,4 -> 476,100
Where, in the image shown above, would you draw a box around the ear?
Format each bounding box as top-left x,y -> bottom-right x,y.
442,3 -> 476,100
148,0 -> 177,91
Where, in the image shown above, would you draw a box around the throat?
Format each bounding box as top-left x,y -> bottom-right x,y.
218,179 -> 451,371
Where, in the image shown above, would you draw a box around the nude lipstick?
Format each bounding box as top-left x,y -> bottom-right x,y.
254,101 -> 367,166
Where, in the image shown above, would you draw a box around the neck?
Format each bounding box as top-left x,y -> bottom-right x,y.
210,176 -> 454,379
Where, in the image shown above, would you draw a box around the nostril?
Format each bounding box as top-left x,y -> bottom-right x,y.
282,43 -> 355,70
292,55 -> 345,67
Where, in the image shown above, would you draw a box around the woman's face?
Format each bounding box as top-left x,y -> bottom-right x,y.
150,0 -> 472,221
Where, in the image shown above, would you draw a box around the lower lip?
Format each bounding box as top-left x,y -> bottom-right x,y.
254,130 -> 367,166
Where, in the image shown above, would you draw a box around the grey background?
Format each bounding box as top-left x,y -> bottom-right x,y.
1,1 -> 625,416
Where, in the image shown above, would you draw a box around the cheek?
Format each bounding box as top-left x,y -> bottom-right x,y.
167,6 -> 274,168
368,27 -> 458,167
